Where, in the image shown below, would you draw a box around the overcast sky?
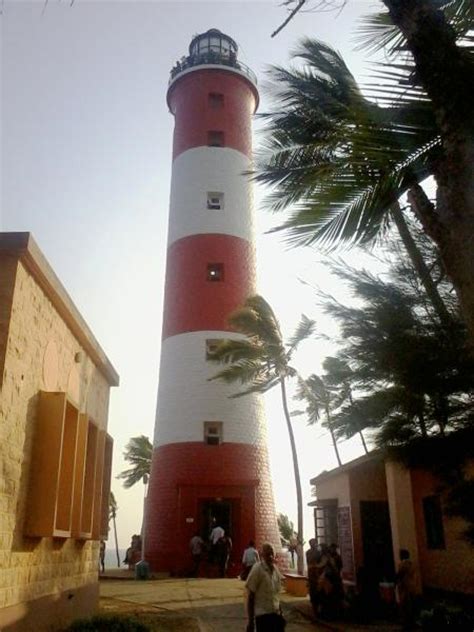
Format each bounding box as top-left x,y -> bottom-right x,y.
2,0 -> 384,551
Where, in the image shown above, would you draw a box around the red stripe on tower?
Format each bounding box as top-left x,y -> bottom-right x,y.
162,234 -> 256,339
145,29 -> 280,575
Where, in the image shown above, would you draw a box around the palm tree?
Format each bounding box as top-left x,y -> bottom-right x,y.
208,295 -> 315,575
268,0 -> 474,340
322,357 -> 369,454
277,513 -> 295,544
320,258 -> 473,446
296,374 -> 342,466
117,435 -> 152,489
109,491 -> 120,568
255,38 -> 454,329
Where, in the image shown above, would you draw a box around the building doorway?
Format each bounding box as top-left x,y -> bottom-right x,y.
360,500 -> 395,581
199,499 -> 232,540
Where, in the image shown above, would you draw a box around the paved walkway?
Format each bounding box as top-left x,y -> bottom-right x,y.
100,576 -> 401,631
100,577 -> 319,631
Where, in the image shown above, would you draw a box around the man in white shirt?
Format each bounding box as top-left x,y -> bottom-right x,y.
241,540 -> 260,580
245,542 -> 285,632
209,519 -> 225,564
210,522 -> 225,545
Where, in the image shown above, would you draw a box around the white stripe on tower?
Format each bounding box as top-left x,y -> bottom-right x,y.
168,148 -> 254,244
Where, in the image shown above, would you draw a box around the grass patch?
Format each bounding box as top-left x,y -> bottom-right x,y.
61,615 -> 151,632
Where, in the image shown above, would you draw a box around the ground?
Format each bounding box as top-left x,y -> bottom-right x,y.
99,577 -> 322,631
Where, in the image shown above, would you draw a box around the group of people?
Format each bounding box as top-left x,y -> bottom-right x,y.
189,518 -> 233,577
123,533 -> 142,568
243,539 -> 418,631
306,539 -> 344,619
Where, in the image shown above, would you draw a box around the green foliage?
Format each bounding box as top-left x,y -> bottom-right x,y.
277,513 -> 294,543
255,38 -> 438,249
109,491 -> 118,520
317,229 -> 474,541
62,615 -> 151,632
208,294 -> 315,574
208,295 -> 315,395
117,435 -> 152,489
296,373 -> 343,464
324,256 -> 473,446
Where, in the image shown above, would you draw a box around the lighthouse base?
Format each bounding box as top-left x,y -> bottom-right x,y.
145,442 -> 280,575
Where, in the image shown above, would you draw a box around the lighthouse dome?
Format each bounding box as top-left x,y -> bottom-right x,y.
189,29 -> 238,59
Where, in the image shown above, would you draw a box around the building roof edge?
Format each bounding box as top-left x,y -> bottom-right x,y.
310,450 -> 383,486
0,232 -> 119,387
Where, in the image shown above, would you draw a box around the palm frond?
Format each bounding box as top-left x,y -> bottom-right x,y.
207,338 -> 264,364
287,314 -> 316,353
228,375 -> 281,398
208,359 -> 267,386
355,0 -> 474,56
255,38 -> 440,250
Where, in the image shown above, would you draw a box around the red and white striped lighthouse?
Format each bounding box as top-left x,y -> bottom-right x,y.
145,29 -> 280,574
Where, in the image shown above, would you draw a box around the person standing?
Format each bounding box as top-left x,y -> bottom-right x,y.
306,538 -> 321,617
99,540 -> 106,574
395,549 -> 417,631
189,532 -> 205,577
241,540 -> 259,581
209,518 -> 225,564
216,533 -> 233,577
288,532 -> 297,568
245,543 -> 285,632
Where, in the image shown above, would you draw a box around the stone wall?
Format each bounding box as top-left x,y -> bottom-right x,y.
0,257 -> 112,631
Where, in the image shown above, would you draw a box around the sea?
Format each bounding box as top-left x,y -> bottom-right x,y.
104,547 -> 127,570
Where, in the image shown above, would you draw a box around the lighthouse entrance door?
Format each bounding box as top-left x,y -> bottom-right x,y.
200,499 -> 232,539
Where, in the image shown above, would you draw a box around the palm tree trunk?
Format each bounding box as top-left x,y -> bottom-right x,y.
112,510 -> 120,568
390,201 -> 452,327
359,430 -> 368,454
348,390 -> 369,454
279,377 -> 304,576
325,406 -> 342,467
384,0 -> 474,346
418,411 -> 428,438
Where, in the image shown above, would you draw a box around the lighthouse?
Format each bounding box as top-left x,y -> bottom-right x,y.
145,29 -> 280,574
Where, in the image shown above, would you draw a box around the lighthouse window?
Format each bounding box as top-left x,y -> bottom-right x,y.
207,263 -> 224,282
208,131 -> 225,147
204,422 -> 223,445
209,92 -> 224,109
207,192 -> 224,210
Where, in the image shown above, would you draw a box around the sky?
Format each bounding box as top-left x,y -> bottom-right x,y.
2,0 -> 385,552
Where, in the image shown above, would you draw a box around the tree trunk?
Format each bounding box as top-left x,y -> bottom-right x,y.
384,0 -> 474,345
418,411 -> 428,438
326,406 -> 342,467
112,510 -> 120,568
280,377 -> 304,575
347,389 -> 369,454
359,430 -> 369,454
390,201 -> 452,327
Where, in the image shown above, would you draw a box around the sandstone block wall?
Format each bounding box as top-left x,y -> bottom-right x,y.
0,254 -> 113,631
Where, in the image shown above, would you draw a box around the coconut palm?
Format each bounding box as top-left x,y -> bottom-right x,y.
268,1 -> 474,338
255,38 -> 455,329
117,435 -> 152,489
109,491 -> 120,568
208,295 -> 315,575
296,374 -> 342,466
322,357 -> 369,454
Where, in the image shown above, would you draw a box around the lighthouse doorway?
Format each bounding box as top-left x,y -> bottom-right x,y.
200,499 -> 232,538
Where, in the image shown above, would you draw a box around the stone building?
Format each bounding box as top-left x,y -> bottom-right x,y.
0,232 -> 118,632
